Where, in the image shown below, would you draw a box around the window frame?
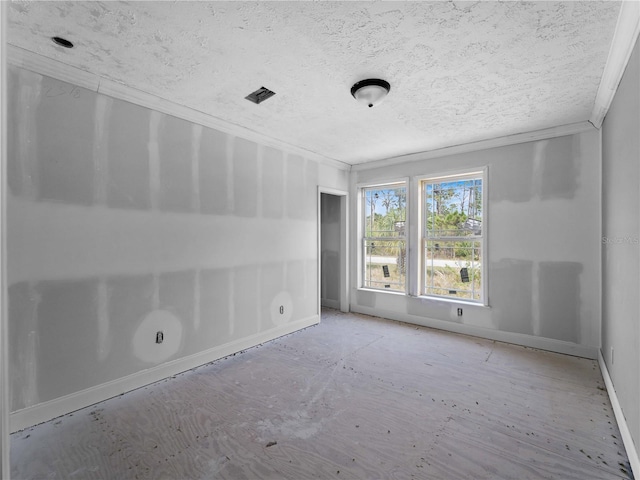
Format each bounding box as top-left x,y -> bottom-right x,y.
418,168 -> 488,305
357,179 -> 409,294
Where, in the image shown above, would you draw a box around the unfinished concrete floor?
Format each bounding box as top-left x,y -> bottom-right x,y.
11,309 -> 633,479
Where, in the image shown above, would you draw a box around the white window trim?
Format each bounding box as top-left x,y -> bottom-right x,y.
417,167 -> 488,305
356,169 -> 489,307
357,179 -> 409,294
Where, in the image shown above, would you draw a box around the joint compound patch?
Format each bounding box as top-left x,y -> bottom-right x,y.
132,310 -> 183,364
271,291 -> 293,326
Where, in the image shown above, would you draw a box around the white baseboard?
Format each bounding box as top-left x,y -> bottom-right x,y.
598,350 -> 640,479
10,315 -> 319,433
350,305 -> 598,359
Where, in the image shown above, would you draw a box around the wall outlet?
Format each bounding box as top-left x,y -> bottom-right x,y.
457,308 -> 463,316
156,331 -> 164,344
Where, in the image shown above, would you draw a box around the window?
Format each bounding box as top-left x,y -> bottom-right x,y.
422,172 -> 484,302
361,182 -> 406,292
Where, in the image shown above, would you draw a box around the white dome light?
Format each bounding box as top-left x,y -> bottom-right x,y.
351,79 -> 391,108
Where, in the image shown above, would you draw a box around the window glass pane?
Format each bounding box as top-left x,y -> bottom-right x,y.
362,183 -> 406,292
363,239 -> 406,291
423,239 -> 482,301
425,178 -> 482,237
422,173 -> 483,302
364,185 -> 406,238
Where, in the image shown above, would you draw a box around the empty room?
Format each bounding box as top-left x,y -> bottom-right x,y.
1,1 -> 639,479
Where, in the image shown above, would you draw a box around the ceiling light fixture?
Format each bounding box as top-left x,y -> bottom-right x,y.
52,36 -> 74,48
351,79 -> 390,108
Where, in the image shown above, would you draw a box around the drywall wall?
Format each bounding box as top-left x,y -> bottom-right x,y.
602,35 -> 640,462
320,193 -> 341,309
351,130 -> 601,357
6,65 -> 348,423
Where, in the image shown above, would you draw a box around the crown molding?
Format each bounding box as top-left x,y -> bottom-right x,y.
7,45 -> 350,172
351,121 -> 595,172
590,0 -> 640,129
8,44 -> 100,91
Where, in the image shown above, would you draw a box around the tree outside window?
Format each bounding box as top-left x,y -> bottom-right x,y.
362,183 -> 406,292
422,173 -> 483,302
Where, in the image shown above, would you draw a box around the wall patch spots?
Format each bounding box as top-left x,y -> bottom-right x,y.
36,279 -> 100,403
490,259 -> 534,335
158,115 -> 194,212
8,282 -> 42,411
7,66 -> 41,199
36,76 -> 95,205
233,138 -> 258,218
107,98 -> 151,210
539,261 -> 582,343
132,310 -> 183,364
93,95 -> 113,206
199,268 -> 232,349
539,136 -> 579,200
199,128 -> 230,215
148,111 -> 163,210
262,147 -> 284,219
271,291 -> 293,326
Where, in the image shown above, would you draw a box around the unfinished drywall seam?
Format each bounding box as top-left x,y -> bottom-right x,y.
148,111 -> 162,211
279,151 -> 286,217
531,262 -> 541,337
20,283 -> 39,410
193,270 -> 201,332
96,278 -> 110,363
16,68 -> 40,200
226,134 -> 235,213
92,95 -> 112,206
152,274 -> 160,311
283,152 -> 290,218
256,266 -> 262,333
256,144 -> 264,218
228,269 -> 235,337
190,124 -> 202,213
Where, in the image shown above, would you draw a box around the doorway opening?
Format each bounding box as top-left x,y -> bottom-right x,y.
318,188 -> 349,313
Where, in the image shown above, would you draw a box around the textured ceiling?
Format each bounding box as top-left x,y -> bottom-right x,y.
8,1 -> 621,165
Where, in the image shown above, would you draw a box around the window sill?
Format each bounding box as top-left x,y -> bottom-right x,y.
357,287 -> 407,296
357,288 -> 490,308
415,295 -> 490,309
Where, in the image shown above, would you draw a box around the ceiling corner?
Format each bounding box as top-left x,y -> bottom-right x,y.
590,1 -> 640,128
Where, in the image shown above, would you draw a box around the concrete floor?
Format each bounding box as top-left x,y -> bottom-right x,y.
11,309 -> 633,479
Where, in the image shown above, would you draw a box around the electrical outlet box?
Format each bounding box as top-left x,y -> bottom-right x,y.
457,308 -> 463,316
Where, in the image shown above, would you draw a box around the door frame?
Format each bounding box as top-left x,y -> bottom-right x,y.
317,187 -> 349,313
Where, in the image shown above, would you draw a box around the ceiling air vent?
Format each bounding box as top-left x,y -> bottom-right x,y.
245,86 -> 276,104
